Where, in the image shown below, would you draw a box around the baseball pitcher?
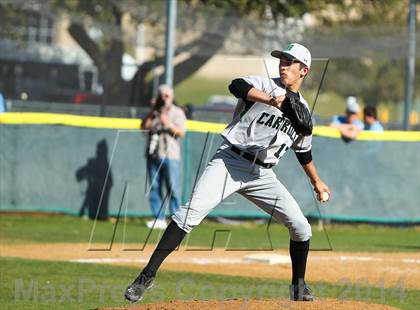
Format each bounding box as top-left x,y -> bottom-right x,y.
125,43 -> 331,302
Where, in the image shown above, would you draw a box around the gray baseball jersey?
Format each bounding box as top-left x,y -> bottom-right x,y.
222,75 -> 312,165
172,75 -> 312,242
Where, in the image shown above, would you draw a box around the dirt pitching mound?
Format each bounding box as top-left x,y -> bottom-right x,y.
101,298 -> 399,310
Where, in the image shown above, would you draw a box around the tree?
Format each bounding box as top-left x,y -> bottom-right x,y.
46,0 -> 339,106
1,0 -> 413,108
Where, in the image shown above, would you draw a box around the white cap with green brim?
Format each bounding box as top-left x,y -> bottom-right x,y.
271,43 -> 312,68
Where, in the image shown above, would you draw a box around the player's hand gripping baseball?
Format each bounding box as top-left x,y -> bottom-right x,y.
313,180 -> 331,203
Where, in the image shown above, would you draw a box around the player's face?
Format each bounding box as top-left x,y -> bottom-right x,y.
279,56 -> 308,90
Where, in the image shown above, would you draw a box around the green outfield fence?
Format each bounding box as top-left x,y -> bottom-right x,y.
1,113 -> 419,224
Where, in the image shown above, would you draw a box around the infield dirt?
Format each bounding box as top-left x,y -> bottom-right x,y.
1,242 -> 419,289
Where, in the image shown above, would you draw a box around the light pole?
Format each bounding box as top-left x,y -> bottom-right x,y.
403,0 -> 417,130
164,0 -> 177,88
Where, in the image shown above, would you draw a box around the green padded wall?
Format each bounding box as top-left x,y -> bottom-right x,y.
1,124 -> 419,223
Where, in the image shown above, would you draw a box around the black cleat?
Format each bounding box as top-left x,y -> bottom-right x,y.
289,283 -> 314,301
124,272 -> 155,302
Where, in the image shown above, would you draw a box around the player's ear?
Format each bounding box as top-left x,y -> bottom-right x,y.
300,66 -> 309,78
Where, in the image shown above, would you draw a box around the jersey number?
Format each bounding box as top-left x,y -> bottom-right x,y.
274,144 -> 289,158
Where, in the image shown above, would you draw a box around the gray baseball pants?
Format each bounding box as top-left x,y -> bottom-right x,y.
172,143 -> 312,241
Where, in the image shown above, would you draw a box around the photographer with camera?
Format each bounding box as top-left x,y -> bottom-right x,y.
141,84 -> 186,229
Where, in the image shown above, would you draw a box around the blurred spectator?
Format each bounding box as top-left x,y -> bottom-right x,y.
363,106 -> 384,132
330,96 -> 364,142
141,85 -> 186,229
0,92 -> 5,113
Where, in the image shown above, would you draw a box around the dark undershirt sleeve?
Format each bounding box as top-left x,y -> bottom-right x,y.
228,78 -> 253,101
295,150 -> 312,166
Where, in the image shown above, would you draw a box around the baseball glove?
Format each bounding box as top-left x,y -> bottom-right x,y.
281,91 -> 313,136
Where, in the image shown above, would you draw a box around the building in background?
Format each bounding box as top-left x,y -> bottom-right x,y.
0,9 -> 101,104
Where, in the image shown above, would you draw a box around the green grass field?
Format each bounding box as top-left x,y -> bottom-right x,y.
1,214 -> 419,309
1,257 -> 419,310
175,77 -> 231,106
1,215 -> 418,252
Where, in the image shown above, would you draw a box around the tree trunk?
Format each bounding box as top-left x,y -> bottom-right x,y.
67,4 -> 129,106
69,11 -> 233,107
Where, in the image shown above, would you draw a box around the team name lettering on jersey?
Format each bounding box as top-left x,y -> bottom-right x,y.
222,75 -> 312,164
256,112 -> 297,141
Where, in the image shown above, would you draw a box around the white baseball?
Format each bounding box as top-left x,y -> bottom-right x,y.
321,192 -> 329,202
